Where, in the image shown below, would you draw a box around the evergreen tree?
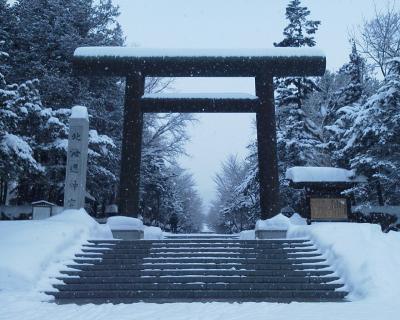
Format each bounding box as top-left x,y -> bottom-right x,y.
0,48 -> 42,204
273,0 -> 322,211
86,129 -> 118,210
12,88 -> 117,208
8,0 -> 123,108
2,0 -> 200,219
322,42 -> 376,168
0,0 -> 14,58
8,1 -> 124,153
274,0 -> 322,165
5,0 -> 124,207
274,0 -> 321,109
344,58 -> 400,204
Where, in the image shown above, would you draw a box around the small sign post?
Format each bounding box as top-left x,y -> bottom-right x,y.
64,106 -> 89,209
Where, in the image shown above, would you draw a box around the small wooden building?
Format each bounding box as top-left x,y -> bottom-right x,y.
285,167 -> 366,223
32,200 -> 60,220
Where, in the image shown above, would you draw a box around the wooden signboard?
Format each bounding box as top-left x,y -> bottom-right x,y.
310,197 -> 348,221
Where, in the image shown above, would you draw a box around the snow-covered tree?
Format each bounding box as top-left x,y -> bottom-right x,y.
12,94 -> 117,208
172,168 -> 203,233
6,0 -> 125,202
1,0 -> 202,221
87,129 -> 118,209
274,0 -> 321,109
274,0 -> 322,166
208,155 -> 251,233
139,112 -> 199,230
7,0 -> 123,108
323,43 -> 367,167
0,41 -> 44,204
344,58 -> 400,204
272,0 -> 322,211
321,42 -> 378,168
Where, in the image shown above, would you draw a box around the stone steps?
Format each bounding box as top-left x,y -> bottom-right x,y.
57,276 -> 340,284
164,235 -> 240,240
60,267 -> 335,277
47,236 -> 348,304
49,289 -> 347,300
76,252 -> 321,259
80,248 -> 316,255
67,261 -> 329,271
87,239 -> 308,244
73,258 -> 326,265
53,282 -> 343,291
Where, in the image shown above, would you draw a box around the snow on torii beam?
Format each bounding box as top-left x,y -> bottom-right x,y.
73,47 -> 326,77
72,47 -> 326,220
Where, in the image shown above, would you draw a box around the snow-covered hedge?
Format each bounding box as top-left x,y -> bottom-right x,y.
351,205 -> 400,232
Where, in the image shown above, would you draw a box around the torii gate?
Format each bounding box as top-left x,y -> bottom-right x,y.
72,47 -> 326,220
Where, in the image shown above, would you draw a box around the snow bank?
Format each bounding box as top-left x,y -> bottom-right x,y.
256,214 -> 291,231
106,216 -> 144,231
247,214 -> 306,236
289,213 -> 307,225
144,226 -> 163,240
70,105 -> 88,121
0,209 -> 111,292
74,47 -> 325,58
240,230 -> 255,240
285,166 -> 366,183
250,213 -> 400,301
288,222 -> 400,301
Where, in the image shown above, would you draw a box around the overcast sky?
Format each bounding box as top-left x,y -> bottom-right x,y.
113,0 -> 398,211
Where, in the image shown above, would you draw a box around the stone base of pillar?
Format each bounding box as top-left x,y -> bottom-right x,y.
111,229 -> 144,240
255,230 -> 287,239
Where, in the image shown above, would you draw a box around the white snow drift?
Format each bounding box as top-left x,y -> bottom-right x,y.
0,209 -> 111,291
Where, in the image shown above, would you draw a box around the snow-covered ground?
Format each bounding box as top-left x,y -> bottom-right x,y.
0,210 -> 399,320
0,209 -> 111,292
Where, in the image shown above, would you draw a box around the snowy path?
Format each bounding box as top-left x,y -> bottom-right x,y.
0,292 -> 397,320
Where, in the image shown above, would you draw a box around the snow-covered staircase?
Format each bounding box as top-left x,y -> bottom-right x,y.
47,235 -> 347,303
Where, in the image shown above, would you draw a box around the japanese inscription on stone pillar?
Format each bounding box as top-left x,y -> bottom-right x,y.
64,106 -> 89,209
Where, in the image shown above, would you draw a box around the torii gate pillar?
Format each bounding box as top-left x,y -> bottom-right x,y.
118,73 -> 145,216
256,75 -> 280,219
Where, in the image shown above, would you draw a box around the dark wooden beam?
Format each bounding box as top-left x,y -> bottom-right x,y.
255,75 -> 280,220
73,48 -> 326,77
140,98 -> 259,113
118,73 -> 144,217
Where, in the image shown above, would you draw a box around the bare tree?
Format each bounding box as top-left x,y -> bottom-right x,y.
354,2 -> 400,77
145,77 -> 174,94
142,75 -> 197,159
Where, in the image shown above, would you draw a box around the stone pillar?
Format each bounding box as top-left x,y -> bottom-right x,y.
255,74 -> 280,220
118,73 -> 145,217
64,105 -> 89,209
